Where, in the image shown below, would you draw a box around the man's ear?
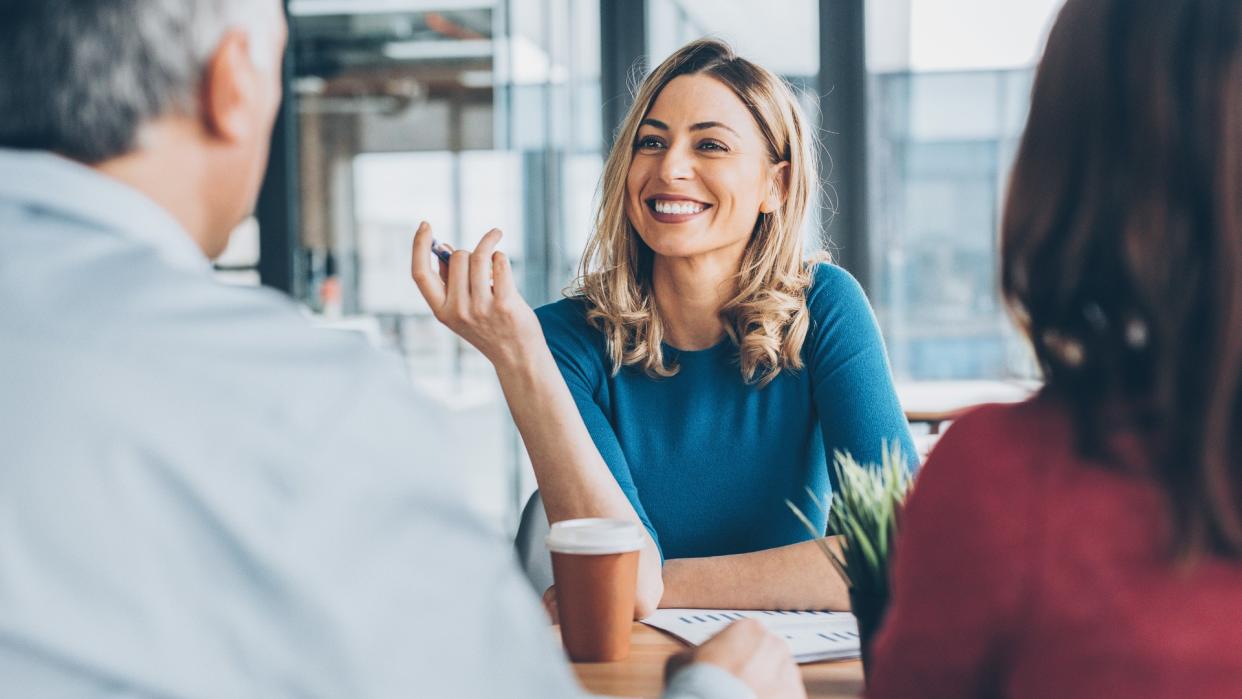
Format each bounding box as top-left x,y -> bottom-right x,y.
200,30 -> 260,143
759,161 -> 790,214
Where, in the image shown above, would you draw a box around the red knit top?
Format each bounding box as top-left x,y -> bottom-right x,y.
868,396 -> 1242,698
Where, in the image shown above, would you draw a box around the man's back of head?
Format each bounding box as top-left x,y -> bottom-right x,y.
0,0 -> 287,257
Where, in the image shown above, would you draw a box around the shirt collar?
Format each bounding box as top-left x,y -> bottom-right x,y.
0,148 -> 211,273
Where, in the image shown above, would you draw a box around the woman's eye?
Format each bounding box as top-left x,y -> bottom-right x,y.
635,136 -> 665,151
698,140 -> 727,152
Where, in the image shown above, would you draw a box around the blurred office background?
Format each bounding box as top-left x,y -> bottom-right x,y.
214,0 -> 1063,533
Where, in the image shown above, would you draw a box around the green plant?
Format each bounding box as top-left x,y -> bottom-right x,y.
787,441 -> 913,670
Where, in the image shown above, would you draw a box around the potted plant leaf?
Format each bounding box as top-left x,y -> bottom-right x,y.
788,441 -> 912,676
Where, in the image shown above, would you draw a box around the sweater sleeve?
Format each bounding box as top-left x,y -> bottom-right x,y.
804,263 -> 918,488
867,404 -> 1038,698
535,299 -> 663,558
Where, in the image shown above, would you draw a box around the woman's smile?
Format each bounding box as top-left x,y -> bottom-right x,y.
647,195 -> 713,223
625,73 -> 780,259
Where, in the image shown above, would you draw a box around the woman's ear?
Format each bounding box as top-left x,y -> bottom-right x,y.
759,161 -> 791,214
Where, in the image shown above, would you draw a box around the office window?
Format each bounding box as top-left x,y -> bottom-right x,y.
286,0 -> 602,532
865,0 -> 1063,379
647,0 -> 819,81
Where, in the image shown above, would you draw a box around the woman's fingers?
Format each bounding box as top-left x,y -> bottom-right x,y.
446,249 -> 471,318
491,248 -> 518,300
436,243 -> 453,284
470,229 -> 503,300
410,221 -> 446,311
414,223 -> 533,362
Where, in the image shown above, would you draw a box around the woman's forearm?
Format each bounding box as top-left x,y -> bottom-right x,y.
660,538 -> 849,611
408,228 -> 662,612
494,346 -> 664,615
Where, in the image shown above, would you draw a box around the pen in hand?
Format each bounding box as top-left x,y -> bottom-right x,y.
430,238 -> 453,263
427,236 -> 495,286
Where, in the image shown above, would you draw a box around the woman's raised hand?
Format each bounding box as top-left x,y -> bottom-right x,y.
410,221 -> 544,369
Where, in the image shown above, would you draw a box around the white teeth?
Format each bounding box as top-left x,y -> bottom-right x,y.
653,200 -> 705,215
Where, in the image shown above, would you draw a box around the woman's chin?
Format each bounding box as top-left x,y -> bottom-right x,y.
637,229 -> 714,259
644,241 -> 700,259
640,234 -> 748,262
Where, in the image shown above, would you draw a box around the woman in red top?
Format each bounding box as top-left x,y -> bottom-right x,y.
868,0 -> 1242,696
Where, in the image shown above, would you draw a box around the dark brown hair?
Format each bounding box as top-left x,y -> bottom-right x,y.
1002,0 -> 1242,556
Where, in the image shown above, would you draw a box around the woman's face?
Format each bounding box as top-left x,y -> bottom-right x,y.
625,74 -> 786,261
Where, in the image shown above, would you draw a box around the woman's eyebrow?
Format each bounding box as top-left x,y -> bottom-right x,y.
690,121 -> 741,137
639,118 -> 741,137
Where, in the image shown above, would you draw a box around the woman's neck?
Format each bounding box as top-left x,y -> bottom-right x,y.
651,249 -> 742,351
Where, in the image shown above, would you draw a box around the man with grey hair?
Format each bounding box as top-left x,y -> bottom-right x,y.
0,2 -> 805,698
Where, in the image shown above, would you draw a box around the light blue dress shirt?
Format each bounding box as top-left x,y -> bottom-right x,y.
0,150 -> 753,699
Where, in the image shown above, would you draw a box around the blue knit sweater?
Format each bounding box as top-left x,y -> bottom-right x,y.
535,263 -> 916,561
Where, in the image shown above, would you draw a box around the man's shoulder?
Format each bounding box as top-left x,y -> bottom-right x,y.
138,273 -> 418,422
1,223 -> 423,444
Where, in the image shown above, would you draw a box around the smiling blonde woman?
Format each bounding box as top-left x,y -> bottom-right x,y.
412,39 -> 916,616
581,41 -> 819,387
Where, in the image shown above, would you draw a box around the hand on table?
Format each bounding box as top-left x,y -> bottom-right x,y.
409,221 -> 545,370
667,619 -> 806,699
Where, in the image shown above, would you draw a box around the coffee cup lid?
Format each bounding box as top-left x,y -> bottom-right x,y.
545,518 -> 646,555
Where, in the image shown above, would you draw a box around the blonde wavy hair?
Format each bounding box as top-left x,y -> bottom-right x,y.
575,38 -> 823,387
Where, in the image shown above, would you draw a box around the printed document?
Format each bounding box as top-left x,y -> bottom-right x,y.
641,609 -> 860,663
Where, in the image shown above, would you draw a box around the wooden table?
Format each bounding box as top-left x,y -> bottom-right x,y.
568,623 -> 864,698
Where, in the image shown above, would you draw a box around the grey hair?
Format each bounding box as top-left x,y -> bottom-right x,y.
0,0 -> 281,164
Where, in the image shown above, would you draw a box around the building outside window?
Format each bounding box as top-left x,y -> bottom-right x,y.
865,0 -> 1063,380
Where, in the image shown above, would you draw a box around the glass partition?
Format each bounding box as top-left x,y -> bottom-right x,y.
287,0 -> 602,531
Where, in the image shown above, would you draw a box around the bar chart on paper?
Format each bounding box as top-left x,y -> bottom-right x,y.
640,609 -> 861,663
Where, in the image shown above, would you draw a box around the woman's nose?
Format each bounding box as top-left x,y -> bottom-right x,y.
656,143 -> 694,182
